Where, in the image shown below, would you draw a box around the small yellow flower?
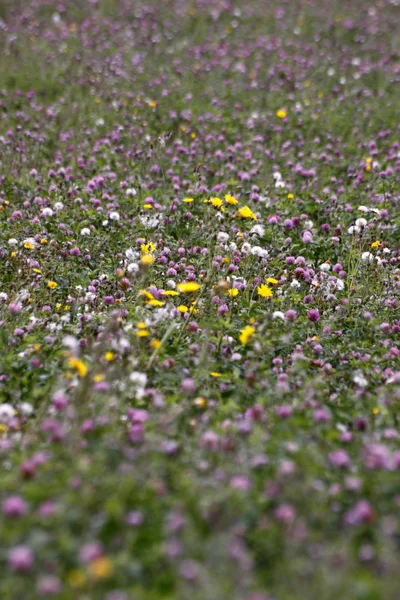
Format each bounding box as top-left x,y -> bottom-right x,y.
276,109 -> 287,119
140,242 -> 156,254
210,196 -> 223,208
239,325 -> 255,345
210,372 -> 222,377
136,329 -> 150,337
47,281 -> 58,290
148,100 -> 157,108
11,252 -> 16,258
147,299 -> 164,307
68,358 -> 88,378
33,268 -> 41,274
161,290 -> 179,296
194,397 -> 207,409
177,282 -> 200,293
140,254 -> 154,266
136,322 -> 148,329
139,289 -> 154,300
287,193 -> 294,199
183,197 -> 194,203
143,203 -> 153,209
236,206 -> 257,220
266,277 -> 278,285
150,339 -> 161,349
177,305 -> 189,313
67,569 -> 86,588
33,344 -> 41,352
40,239 -> 48,245
227,288 -> 239,297
371,241 -> 381,249
24,242 -> 35,250
224,194 -> 238,205
94,374 -> 104,382
88,556 -> 113,580
104,352 -> 114,362
372,407 -> 379,415
257,284 -> 273,298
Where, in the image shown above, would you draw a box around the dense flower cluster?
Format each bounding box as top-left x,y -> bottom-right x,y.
0,0 -> 399,598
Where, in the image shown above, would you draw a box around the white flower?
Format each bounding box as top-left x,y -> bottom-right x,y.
18,402 -> 34,416
0,292 -> 9,301
126,188 -> 137,196
273,311 -> 285,320
96,118 -> 105,126
42,207 -> 54,217
217,232 -> 229,243
250,246 -> 268,258
355,217 -> 367,228
127,263 -> 139,274
361,252 -> 374,263
102,220 -> 109,227
81,228 -> 90,236
8,239 -> 18,246
130,372 -> 147,387
290,280 -> 301,289
304,220 -> 314,230
54,202 -> 64,211
348,225 -> 360,235
241,242 -> 252,254
250,224 -> 265,236
167,279 -> 176,289
319,263 -> 331,272
109,211 -> 120,221
358,205 -> 370,213
353,372 -> 368,388
0,403 -> 15,424
229,242 -> 237,251
125,248 -> 139,261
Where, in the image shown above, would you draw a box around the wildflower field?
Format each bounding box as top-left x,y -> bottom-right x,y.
0,0 -> 399,598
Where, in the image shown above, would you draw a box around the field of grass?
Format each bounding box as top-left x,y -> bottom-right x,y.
0,1 -> 399,598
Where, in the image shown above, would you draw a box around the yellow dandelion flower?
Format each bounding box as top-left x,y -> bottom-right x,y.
210,372 -> 222,377
104,352 -> 114,361
239,325 -> 255,345
136,322 -> 148,329
177,305 -> 189,313
257,284 -> 273,298
47,281 -> 58,290
143,203 -> 153,209
136,329 -> 150,337
140,242 -> 156,254
140,254 -> 154,266
94,374 -> 104,382
266,277 -> 278,285
177,282 -> 200,293
88,557 -> 113,580
40,239 -> 48,245
210,196 -> 224,208
227,288 -> 239,297
11,252 -> 16,258
224,194 -> 238,205
371,241 -> 381,249
161,290 -> 179,296
24,242 -> 35,250
276,109 -> 287,119
139,290 -> 154,300
150,339 -> 161,349
147,299 -> 164,307
183,197 -> 194,203
148,100 -> 157,108
236,206 -> 257,220
287,193 -> 294,199
372,407 -> 379,415
33,268 -> 41,274
68,358 -> 88,378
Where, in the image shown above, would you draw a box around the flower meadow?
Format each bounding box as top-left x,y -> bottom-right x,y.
0,0 -> 399,598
